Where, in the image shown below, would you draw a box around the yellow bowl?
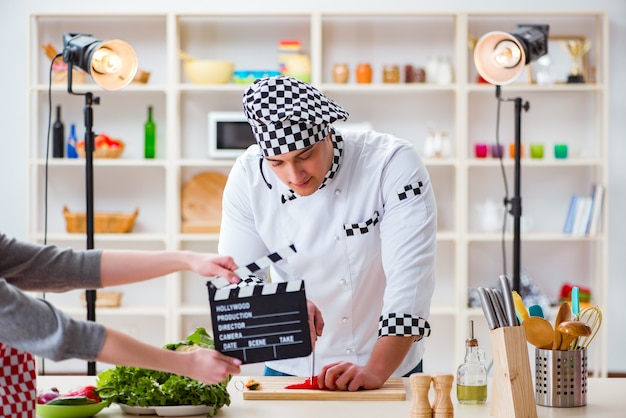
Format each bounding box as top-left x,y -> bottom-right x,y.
183,60 -> 234,84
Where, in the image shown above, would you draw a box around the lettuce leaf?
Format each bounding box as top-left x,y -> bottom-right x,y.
96,328 -> 230,416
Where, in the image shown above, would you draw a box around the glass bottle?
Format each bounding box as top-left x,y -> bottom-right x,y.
456,319 -> 487,404
144,106 -> 156,159
66,123 -> 78,159
52,105 -> 64,158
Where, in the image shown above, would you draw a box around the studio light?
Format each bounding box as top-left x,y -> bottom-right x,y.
62,33 -> 138,90
474,24 -> 549,85
473,24 -> 549,293
59,32 -> 137,375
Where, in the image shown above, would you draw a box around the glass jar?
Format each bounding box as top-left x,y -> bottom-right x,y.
356,63 -> 372,84
333,63 -> 349,83
383,64 -> 400,83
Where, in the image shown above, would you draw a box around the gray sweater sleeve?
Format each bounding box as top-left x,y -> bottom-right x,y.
0,233 -> 106,360
0,279 -> 106,361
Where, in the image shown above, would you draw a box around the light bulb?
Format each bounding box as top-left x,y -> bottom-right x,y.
492,40 -> 522,68
91,48 -> 123,74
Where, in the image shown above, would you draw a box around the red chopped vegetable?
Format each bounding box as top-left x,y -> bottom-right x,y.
63,385 -> 101,403
285,376 -> 320,390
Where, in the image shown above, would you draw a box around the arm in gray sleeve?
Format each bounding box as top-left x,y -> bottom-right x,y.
0,233 -> 102,292
0,279 -> 106,361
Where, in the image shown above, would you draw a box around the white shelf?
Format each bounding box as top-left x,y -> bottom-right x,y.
27,10 -> 609,377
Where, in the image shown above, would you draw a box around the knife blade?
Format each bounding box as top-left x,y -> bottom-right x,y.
310,347 -> 315,384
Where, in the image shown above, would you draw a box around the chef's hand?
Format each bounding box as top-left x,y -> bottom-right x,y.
317,361 -> 385,391
307,299 -> 324,349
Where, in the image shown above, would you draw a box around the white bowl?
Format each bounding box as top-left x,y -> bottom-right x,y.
183,60 -> 234,84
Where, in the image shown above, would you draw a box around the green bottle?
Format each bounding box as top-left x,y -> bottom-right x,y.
144,106 -> 156,159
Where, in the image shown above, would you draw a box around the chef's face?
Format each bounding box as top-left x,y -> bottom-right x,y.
264,135 -> 333,196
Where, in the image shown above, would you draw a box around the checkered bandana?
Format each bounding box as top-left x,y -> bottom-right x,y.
243,75 -> 349,157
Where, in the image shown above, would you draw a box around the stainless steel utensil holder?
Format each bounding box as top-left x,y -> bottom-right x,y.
535,348 -> 587,407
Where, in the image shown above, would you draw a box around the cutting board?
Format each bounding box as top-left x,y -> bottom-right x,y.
241,377 -> 406,401
180,171 -> 228,233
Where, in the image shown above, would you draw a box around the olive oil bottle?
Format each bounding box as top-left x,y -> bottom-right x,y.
456,319 -> 487,404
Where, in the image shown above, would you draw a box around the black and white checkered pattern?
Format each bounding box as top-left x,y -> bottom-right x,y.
243,76 -> 349,157
344,211 -> 380,237
397,181 -> 423,201
209,244 -> 298,290
378,313 -> 431,338
234,244 -> 297,277
281,131 -> 344,204
211,279 -> 305,302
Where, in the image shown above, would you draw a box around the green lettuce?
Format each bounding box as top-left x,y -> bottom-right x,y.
96,328 -> 230,417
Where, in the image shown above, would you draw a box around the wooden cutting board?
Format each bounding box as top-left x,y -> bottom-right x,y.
241,377 -> 406,400
180,171 -> 228,233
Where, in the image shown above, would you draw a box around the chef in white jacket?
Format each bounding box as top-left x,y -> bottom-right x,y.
218,75 -> 437,391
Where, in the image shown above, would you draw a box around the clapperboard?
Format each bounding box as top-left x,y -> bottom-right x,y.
206,245 -> 312,364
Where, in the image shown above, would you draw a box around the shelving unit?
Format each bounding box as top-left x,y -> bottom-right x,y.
27,11 -> 608,376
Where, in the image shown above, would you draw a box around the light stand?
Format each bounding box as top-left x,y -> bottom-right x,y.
62,33 -> 137,375
474,24 -> 549,292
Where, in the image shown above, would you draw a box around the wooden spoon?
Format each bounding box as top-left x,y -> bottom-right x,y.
557,320 -> 592,350
522,316 -> 554,349
552,302 -> 571,350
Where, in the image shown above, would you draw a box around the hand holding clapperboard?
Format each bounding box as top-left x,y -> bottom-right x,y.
206,245 -> 312,364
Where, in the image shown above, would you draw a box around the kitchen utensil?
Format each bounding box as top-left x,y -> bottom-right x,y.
521,316 -> 553,349
242,377 -> 405,400
486,288 -> 507,328
557,320 -> 592,351
552,302 -> 571,350
574,306 -> 602,349
528,305 -> 544,318
499,275 -> 518,326
512,291 -> 529,322
572,286 -> 580,320
477,287 -> 498,329
535,348 -> 587,407
310,348 -> 315,385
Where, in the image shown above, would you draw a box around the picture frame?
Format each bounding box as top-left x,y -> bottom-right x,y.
530,36 -> 590,85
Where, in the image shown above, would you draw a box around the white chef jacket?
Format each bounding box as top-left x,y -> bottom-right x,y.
218,128 -> 437,377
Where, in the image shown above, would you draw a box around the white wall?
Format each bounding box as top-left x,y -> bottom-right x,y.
2,0 -> 625,372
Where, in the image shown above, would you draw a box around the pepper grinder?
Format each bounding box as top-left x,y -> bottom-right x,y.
409,373 -> 433,418
432,374 -> 454,418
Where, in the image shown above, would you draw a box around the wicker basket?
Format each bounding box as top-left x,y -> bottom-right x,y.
63,206 -> 139,233
77,141 -> 125,159
80,290 -> 123,308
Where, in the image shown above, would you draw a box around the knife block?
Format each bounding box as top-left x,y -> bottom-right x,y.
489,326 -> 537,418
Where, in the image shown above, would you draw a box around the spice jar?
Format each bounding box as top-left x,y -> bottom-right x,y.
356,63 -> 372,84
332,63 -> 349,83
383,65 -> 400,83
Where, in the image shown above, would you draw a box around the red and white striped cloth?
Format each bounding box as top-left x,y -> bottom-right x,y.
0,343 -> 36,418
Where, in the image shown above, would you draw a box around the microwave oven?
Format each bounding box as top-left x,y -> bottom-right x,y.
207,111 -> 257,159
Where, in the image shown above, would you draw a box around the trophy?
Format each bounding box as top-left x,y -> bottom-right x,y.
562,38 -> 591,83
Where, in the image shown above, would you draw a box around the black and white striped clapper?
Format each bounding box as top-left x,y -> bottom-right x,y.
207,279 -> 312,364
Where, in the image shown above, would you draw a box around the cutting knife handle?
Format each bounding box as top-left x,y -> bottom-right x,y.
477,287 -> 498,330
499,275 -> 518,326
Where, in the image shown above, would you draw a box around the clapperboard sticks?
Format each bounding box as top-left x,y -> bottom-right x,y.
209,244 -> 297,289
207,244 -> 312,364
